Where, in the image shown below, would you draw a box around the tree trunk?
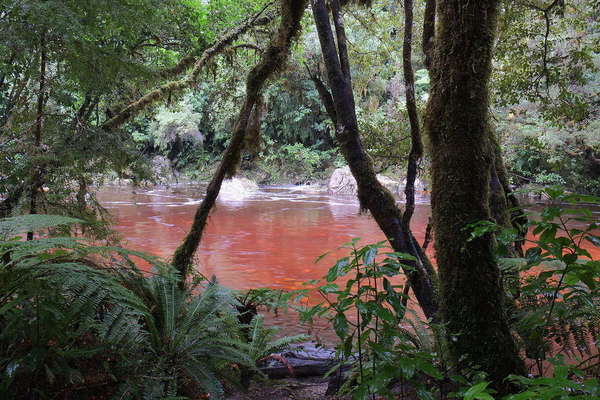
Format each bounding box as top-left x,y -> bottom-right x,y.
423,0 -> 525,391
311,0 -> 438,321
171,0 -> 309,287
422,0 -> 436,70
28,31 -> 47,241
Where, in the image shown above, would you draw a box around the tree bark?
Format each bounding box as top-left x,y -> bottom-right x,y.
422,0 -> 436,70
28,31 -> 47,241
423,0 -> 525,391
311,0 -> 438,321
171,0 -> 309,287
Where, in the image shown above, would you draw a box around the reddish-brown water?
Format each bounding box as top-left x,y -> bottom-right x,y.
98,184 -> 433,341
97,185 -> 599,349
98,185 -> 433,291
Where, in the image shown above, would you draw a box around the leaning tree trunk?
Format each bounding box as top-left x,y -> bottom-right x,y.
171,0 -> 309,287
423,0 -> 525,392
311,0 -> 438,321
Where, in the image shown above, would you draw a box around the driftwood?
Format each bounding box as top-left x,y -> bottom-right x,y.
259,344 -> 353,381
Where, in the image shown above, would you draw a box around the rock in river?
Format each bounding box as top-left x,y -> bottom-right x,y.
218,177 -> 259,201
328,166 -> 399,195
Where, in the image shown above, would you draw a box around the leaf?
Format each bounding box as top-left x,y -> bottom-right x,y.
333,313 -> 348,339
397,357 -> 416,378
320,283 -> 339,294
362,246 -> 377,266
326,257 -> 349,282
0,214 -> 83,237
315,251 -> 331,264
464,381 -> 491,400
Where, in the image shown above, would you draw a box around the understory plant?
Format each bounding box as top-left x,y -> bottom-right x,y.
0,214 -> 299,399
464,186 -> 600,398
303,201 -> 600,399
300,239 -> 444,399
470,187 -> 600,374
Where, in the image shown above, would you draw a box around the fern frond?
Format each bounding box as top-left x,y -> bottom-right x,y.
0,214 -> 82,238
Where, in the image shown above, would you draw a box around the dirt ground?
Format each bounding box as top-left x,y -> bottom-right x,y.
226,377 -> 334,400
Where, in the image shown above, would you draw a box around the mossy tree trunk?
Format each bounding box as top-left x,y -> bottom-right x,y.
423,0 -> 525,391
311,0 -> 438,321
171,0 -> 309,287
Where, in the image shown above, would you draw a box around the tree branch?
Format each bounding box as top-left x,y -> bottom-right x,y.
401,0 -> 423,232
101,6 -> 276,131
171,0 -> 309,287
311,0 -> 438,321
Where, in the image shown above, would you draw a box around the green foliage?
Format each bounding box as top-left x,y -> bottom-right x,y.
0,214 -> 302,399
511,189 -> 599,370
499,113 -> 600,194
0,215 -> 148,398
0,214 -> 82,238
308,192 -> 599,398
506,358 -> 600,400
494,0 -> 599,124
301,240 -> 442,399
467,187 -> 599,395
454,359 -> 600,400
256,141 -> 338,183
245,314 -> 307,366
120,274 -> 254,399
0,0 -> 209,226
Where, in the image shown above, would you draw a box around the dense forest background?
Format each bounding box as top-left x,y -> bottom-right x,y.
1,0 -> 598,205
0,1 -> 599,399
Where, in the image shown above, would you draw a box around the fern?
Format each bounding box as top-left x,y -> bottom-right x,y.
1,215 -> 292,399
246,314 -> 307,364
0,216 -> 150,398
0,214 -> 82,238
120,274 -> 255,399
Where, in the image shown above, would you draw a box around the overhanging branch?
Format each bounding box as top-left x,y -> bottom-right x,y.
101,6 -> 276,131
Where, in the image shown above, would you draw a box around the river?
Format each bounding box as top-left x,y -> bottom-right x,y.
97,183 -> 599,345
98,184 -> 433,291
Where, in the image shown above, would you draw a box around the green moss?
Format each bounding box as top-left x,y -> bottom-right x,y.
423,0 -> 525,393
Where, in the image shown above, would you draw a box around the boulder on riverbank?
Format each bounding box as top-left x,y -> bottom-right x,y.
328,166 -> 399,195
218,177 -> 259,201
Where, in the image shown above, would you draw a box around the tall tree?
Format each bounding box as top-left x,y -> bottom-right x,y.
310,0 -> 439,320
423,0 -> 525,391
